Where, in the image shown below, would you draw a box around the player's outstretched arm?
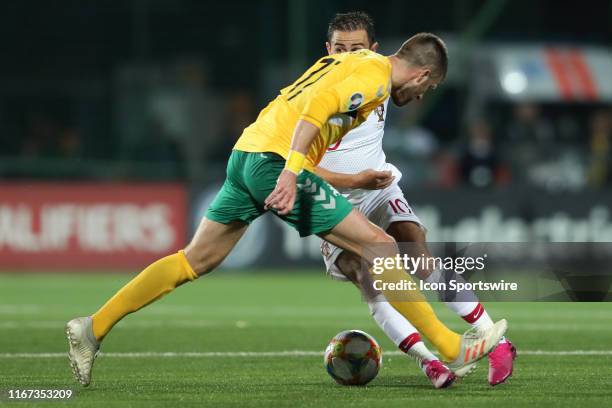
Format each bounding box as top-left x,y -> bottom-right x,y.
314,167 -> 395,190
264,119 -> 320,215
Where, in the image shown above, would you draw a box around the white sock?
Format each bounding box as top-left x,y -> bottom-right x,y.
368,295 -> 438,364
456,303 -> 504,342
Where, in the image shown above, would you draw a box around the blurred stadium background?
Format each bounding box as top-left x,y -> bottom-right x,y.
1,0 -> 612,271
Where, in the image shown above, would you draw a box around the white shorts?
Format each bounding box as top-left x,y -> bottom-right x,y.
320,182 -> 423,281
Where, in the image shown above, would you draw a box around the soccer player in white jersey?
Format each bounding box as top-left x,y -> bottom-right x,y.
315,12 -> 516,387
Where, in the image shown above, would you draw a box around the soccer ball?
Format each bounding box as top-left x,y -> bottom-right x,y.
324,329 -> 382,385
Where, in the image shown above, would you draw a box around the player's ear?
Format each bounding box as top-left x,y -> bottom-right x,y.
325,42 -> 332,55
370,42 -> 380,52
416,68 -> 431,85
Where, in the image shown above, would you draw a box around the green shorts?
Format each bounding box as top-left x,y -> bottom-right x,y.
206,150 -> 353,237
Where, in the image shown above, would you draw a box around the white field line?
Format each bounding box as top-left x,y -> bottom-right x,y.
1,350 -> 612,359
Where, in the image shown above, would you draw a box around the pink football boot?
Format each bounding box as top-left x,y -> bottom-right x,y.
488,340 -> 517,386
422,360 -> 456,389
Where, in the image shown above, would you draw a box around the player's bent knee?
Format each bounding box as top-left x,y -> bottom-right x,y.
372,228 -> 395,245
353,225 -> 397,263
336,253 -> 361,283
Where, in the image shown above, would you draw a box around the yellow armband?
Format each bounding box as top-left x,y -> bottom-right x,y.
285,150 -> 306,175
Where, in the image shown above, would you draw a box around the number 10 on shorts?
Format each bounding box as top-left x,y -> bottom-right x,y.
388,199 -> 413,215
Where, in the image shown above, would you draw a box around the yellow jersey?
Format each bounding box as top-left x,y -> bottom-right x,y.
233,50 -> 392,171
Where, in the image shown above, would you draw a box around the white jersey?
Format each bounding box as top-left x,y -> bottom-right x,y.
318,98 -> 401,204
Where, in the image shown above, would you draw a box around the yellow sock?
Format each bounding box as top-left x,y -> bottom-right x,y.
378,268 -> 461,361
92,250 -> 197,341
389,300 -> 461,361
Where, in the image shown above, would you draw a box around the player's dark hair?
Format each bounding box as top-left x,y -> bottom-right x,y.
327,11 -> 376,44
396,33 -> 448,80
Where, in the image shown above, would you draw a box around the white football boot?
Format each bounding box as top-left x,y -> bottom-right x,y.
446,319 -> 508,377
66,317 -> 100,386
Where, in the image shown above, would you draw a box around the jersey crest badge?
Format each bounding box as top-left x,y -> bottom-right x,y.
347,92 -> 364,111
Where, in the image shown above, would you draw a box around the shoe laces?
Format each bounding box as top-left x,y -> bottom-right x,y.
461,326 -> 484,346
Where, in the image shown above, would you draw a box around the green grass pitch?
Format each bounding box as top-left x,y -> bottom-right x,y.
1,271 -> 611,407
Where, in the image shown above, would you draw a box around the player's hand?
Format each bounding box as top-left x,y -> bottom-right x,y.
353,169 -> 395,190
264,170 -> 297,215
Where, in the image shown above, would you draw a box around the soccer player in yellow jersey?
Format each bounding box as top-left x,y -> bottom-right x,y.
66,31 -> 507,387
315,12 -> 516,387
